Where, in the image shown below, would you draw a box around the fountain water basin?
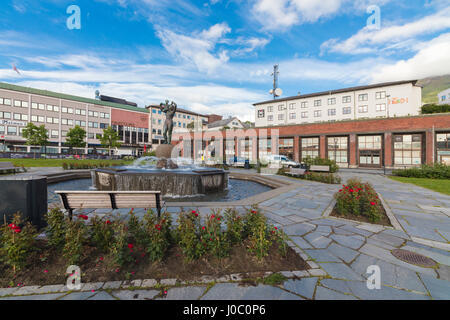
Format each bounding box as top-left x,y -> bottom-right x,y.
91,157 -> 228,197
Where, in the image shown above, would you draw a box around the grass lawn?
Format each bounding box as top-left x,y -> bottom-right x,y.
0,158 -> 134,167
389,176 -> 450,195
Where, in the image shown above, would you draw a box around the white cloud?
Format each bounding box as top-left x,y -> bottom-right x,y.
370,33 -> 450,83
251,0 -> 392,31
321,7 -> 450,55
14,80 -> 264,122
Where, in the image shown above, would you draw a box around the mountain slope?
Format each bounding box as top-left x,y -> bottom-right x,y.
417,75 -> 450,104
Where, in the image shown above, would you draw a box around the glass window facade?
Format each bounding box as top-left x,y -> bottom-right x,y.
279,138 -> 294,159
394,134 -> 422,165
436,132 -> 450,165
301,137 -> 319,161
327,136 -> 348,165
358,135 -> 382,167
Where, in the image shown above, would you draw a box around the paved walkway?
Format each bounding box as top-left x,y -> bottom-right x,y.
1,170 -> 449,300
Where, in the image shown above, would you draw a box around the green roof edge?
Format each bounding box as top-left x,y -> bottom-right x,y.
0,82 -> 149,114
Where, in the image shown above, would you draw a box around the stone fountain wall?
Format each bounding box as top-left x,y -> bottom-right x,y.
92,169 -> 228,197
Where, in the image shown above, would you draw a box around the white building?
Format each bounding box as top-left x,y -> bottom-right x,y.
253,80 -> 422,127
206,117 -> 245,131
437,88 -> 450,105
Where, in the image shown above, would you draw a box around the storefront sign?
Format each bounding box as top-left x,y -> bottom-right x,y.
1,120 -> 26,126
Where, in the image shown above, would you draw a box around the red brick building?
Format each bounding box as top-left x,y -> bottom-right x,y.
173,113 -> 450,169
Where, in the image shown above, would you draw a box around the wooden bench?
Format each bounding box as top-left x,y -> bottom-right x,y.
55,191 -> 165,220
0,162 -> 20,174
309,165 -> 330,172
233,162 -> 245,167
286,167 -> 306,177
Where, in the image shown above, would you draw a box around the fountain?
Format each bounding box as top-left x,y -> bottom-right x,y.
91,153 -> 228,197
92,99 -> 228,197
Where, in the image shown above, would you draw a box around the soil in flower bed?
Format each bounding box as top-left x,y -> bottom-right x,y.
0,240 -> 308,287
330,203 -> 392,227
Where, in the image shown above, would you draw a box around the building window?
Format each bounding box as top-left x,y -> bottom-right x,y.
62,107 -> 68,113
54,106 -> 59,112
21,114 -> 28,121
314,100 -> 322,107
289,113 -> 296,119
289,103 -> 296,110
62,131 -> 67,137
358,93 -> 368,102
278,105 -> 286,111
76,109 -> 81,115
358,135 -> 382,166
267,106 -> 273,112
301,112 -> 308,118
376,91 -> 386,99
257,110 -> 265,118
314,110 -> 322,117
51,130 -> 59,138
4,99 -> 11,106
38,103 -> 45,110
268,115 -> 273,121
38,116 -> 45,123
436,132 -> 450,164
46,117 -> 53,124
88,133 -> 95,139
358,105 -> 368,113
342,96 -> 351,103
328,98 -> 336,105
13,113 -> 21,120
342,107 -> 351,114
0,125 -> 4,134
376,103 -> 386,111
14,100 -> 21,107
7,126 -> 17,136
328,136 -> 348,165
394,134 -> 422,165
278,114 -> 284,120
301,102 -> 307,108
31,103 -> 38,109
328,109 -> 336,116
279,138 -> 294,159
301,137 -> 319,161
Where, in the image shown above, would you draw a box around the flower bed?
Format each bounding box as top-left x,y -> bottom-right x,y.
330,178 -> 391,226
62,161 -> 126,170
277,167 -> 342,184
0,207 -> 307,287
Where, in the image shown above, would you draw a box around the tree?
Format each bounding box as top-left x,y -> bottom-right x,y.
187,121 -> 195,130
100,126 -> 121,156
65,125 -> 86,155
22,122 -> 49,159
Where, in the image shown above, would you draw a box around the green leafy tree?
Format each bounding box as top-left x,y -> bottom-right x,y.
65,125 -> 86,154
22,122 -> 49,159
100,126 -> 121,156
187,121 -> 195,130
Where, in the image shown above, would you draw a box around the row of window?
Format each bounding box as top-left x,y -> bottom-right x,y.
265,104 -> 387,121
265,91 -> 387,112
151,109 -> 196,120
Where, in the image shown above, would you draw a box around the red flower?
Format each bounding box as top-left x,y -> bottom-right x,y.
128,243 -> 134,251
211,214 -> 215,219
274,226 -> 278,230
155,224 -> 161,231
14,228 -> 21,233
79,214 -> 88,220
99,257 -> 104,261
349,189 -> 354,193
195,213 -> 199,217
251,210 -> 257,214
8,223 -> 17,229
217,217 -> 220,221
339,189 -> 342,192
202,226 -> 206,230
370,202 -> 376,206
105,220 -> 111,225
192,210 -> 196,214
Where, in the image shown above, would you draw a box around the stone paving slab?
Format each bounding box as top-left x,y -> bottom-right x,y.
0,293 -> 66,300
111,289 -> 160,300
283,278 -> 318,299
201,283 -> 302,300
157,286 -> 206,300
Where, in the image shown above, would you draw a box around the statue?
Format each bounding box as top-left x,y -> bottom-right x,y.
159,100 -> 177,144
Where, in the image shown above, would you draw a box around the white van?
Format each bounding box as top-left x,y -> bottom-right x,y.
263,155 -> 299,168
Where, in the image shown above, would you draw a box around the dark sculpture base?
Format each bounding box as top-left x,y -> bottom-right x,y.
155,144 -> 179,169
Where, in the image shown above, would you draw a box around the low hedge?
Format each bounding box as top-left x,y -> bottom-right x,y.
421,104 -> 450,114
302,157 -> 339,173
62,161 -> 126,170
392,163 -> 450,179
278,167 -> 342,184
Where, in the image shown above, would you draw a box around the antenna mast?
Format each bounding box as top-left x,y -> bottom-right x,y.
269,64 -> 282,99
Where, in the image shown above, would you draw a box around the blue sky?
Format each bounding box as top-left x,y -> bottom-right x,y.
0,0 -> 449,121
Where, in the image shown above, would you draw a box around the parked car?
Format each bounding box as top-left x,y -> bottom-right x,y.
264,155 -> 299,168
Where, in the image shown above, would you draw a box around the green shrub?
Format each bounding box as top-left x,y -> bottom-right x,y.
0,213 -> 37,273
224,208 -> 245,245
201,210 -> 230,259
278,167 -> 342,184
109,220 -> 134,267
90,216 -> 115,253
176,210 -> 205,261
63,219 -> 88,265
421,104 -> 450,114
392,163 -> 450,179
45,208 -> 68,250
245,206 -> 272,260
334,178 -> 381,222
271,227 -> 289,257
140,210 -> 172,262
302,156 -> 339,173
